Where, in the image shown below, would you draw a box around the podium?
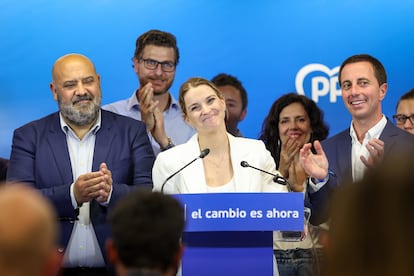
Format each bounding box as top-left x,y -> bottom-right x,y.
174,193 -> 304,276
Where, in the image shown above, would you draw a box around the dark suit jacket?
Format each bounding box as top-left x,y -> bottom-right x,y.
7,110 -> 155,264
308,119 -> 414,225
0,157 -> 8,182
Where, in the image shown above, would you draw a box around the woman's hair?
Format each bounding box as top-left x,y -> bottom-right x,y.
178,77 -> 224,118
325,153 -> 414,276
259,93 -> 329,166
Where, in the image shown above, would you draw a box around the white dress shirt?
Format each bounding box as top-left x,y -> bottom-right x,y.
350,115 -> 387,182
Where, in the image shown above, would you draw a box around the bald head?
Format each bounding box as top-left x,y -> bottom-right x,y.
0,184 -> 58,276
52,53 -> 97,82
50,53 -> 102,130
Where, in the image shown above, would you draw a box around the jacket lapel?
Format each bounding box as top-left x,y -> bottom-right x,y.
229,135 -> 249,192
47,113 -> 74,183
380,120 -> 399,156
181,135 -> 207,193
93,111 -> 116,171
337,131 -> 353,184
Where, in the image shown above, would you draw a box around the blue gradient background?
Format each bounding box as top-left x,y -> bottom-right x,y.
1,0 -> 414,157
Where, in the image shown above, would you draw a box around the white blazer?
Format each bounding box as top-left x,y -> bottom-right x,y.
152,133 -> 287,194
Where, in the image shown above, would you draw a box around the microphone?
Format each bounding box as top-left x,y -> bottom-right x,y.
240,160 -> 292,190
160,148 -> 210,193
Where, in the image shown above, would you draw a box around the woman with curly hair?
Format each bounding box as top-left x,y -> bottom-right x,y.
260,93 -> 329,276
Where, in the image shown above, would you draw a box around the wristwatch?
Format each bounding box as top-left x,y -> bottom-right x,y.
160,137 -> 175,151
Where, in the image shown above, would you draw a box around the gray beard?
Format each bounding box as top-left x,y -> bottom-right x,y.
59,97 -> 100,127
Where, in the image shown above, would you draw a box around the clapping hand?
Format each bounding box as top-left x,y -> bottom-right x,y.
138,82 -> 159,132
279,137 -> 301,178
299,140 -> 329,180
361,138 -> 384,168
73,162 -> 113,205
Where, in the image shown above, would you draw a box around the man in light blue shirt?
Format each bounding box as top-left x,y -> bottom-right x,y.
103,30 -> 194,156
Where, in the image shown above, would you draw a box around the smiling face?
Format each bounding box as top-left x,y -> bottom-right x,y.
182,84 -> 226,133
134,45 -> 176,96
50,54 -> 101,127
340,61 -> 387,124
278,102 -> 312,147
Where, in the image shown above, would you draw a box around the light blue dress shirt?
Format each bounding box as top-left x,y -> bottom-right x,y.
60,112 -> 107,268
103,91 -> 195,156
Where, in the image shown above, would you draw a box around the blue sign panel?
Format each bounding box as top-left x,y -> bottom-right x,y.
174,192 -> 304,232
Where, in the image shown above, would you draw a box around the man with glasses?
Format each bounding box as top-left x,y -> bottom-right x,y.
393,88 -> 414,135
103,30 -> 195,155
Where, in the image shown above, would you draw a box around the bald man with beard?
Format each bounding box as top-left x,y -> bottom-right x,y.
0,184 -> 60,276
7,53 -> 155,275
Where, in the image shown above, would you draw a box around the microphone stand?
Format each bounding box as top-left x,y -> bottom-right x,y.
160,149 -> 210,193
240,161 -> 293,191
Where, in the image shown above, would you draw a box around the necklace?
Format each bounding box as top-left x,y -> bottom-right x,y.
204,153 -> 229,168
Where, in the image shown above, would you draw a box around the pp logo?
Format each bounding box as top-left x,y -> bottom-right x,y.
295,64 -> 340,103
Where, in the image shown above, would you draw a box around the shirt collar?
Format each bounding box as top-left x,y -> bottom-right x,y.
59,110 -> 102,136
127,90 -> 180,111
349,115 -> 387,143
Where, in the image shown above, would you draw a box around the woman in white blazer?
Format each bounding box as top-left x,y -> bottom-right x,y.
152,77 -> 304,276
152,77 -> 289,194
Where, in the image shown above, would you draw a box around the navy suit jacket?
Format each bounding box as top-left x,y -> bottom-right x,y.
0,157 -> 8,182
7,110 -> 155,263
308,119 -> 414,225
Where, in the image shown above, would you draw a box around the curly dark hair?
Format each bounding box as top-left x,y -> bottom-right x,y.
259,93 -> 329,167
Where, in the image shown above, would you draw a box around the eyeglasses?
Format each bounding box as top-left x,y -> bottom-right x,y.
138,58 -> 176,72
392,114 -> 414,125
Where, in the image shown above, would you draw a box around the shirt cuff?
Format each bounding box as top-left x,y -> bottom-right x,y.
70,183 -> 114,208
307,174 -> 329,193
70,183 -> 79,209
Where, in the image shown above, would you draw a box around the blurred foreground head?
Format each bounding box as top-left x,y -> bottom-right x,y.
0,183 -> 59,276
326,153 -> 414,276
107,190 -> 185,276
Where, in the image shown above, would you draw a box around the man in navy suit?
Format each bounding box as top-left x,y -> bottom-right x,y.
7,53 -> 155,275
299,54 -> 414,225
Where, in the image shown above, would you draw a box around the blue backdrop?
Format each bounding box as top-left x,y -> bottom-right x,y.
1,0 -> 414,157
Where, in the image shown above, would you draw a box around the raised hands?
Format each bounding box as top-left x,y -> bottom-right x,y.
278,137 -> 305,191
138,82 -> 159,132
279,137 -> 301,178
138,82 -> 170,148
